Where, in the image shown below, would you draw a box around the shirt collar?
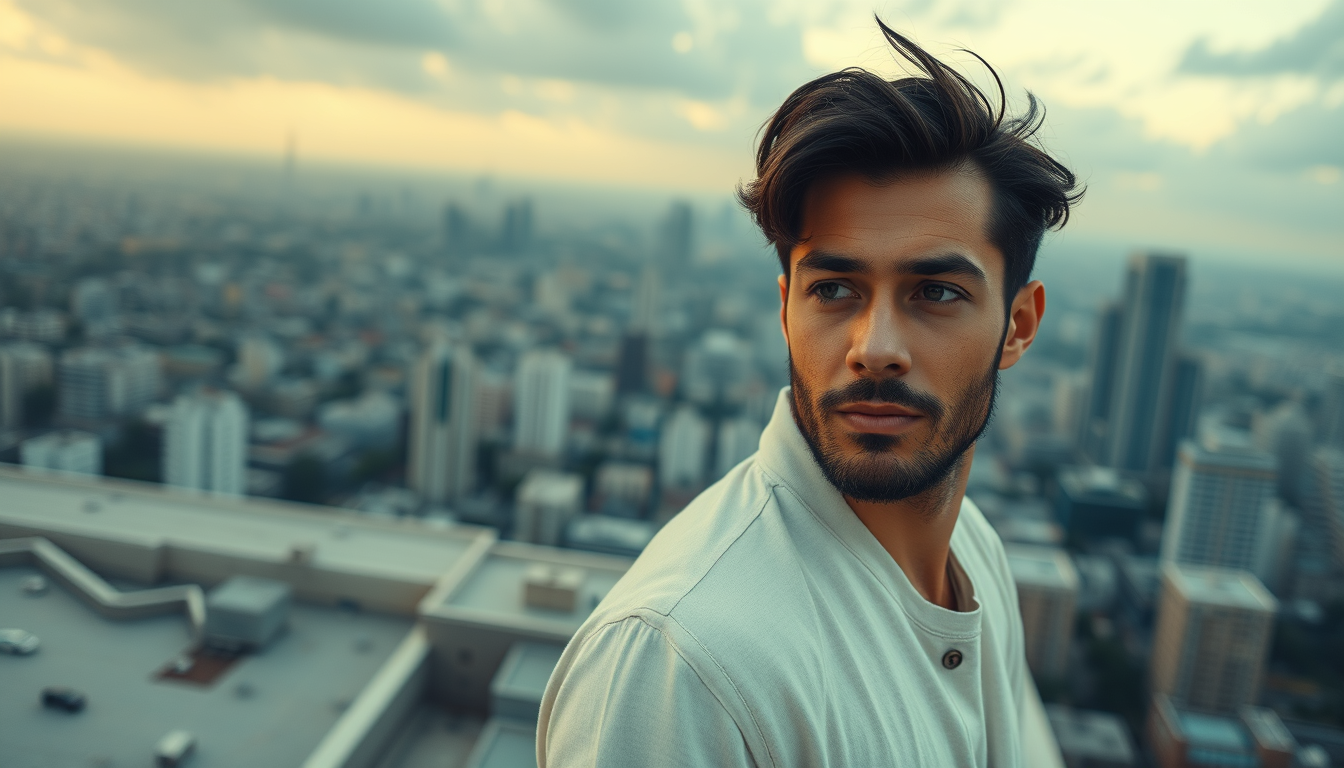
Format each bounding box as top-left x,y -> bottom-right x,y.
754,386 -> 982,635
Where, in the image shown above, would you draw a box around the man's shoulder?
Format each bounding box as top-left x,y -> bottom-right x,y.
588,456 -> 779,622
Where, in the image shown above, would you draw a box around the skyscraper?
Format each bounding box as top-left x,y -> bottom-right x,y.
1322,371 -> 1344,451
1005,544 -> 1079,680
59,346 -> 161,422
409,343 -> 478,505
1305,446 -> 1344,573
1150,563 -> 1276,713
0,342 -> 53,429
1104,253 -> 1188,474
500,198 -> 534,253
1160,433 -> 1278,579
660,200 -> 693,265
513,469 -> 583,547
659,405 -> 709,490
1080,301 -> 1124,462
513,350 -> 571,458
163,390 -> 248,495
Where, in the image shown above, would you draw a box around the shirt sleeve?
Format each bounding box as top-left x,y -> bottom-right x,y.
539,615 -> 758,768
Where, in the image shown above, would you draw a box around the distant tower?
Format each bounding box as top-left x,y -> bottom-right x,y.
617,262 -> 659,397
1150,563 -> 1276,713
442,202 -> 472,257
58,346 -> 161,422
501,198 -> 534,254
659,405 -> 709,490
408,343 -> 478,505
1104,253 -> 1188,474
163,390 -> 248,495
513,349 -> 571,458
659,201 -> 693,264
1160,434 -> 1278,579
0,342 -> 53,429
1005,544 -> 1079,681
1079,302 -> 1124,461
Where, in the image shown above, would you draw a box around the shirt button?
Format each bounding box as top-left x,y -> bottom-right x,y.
942,649 -> 963,670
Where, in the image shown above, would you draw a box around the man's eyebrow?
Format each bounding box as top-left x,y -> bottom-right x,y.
901,253 -> 988,284
793,250 -> 870,275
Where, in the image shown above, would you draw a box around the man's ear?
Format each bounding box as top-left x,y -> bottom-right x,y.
998,280 -> 1045,370
777,273 -> 790,350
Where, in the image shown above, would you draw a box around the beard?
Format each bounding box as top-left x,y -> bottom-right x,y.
789,354 -> 1000,505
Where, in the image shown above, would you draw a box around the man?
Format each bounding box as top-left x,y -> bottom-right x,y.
539,21 -> 1081,767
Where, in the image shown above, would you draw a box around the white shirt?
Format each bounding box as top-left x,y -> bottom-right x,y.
539,388 -> 1030,767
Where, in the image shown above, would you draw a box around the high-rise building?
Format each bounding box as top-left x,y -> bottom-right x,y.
1160,433 -> 1277,579
500,198 -> 534,253
715,417 -> 762,478
1150,563 -> 1276,713
1148,694 -> 1296,768
659,405 -> 709,490
1005,544 -> 1079,680
0,342 -> 53,429
1253,400 -> 1312,507
1055,465 -> 1147,543
1304,446 -> 1344,573
1321,371 -> 1344,451
21,430 -> 102,475
163,390 -> 248,495
409,344 -> 477,505
1156,354 -> 1203,471
513,350 -> 571,458
1080,302 -> 1124,462
58,346 -> 161,422
659,201 -> 693,265
1104,253 -> 1188,474
513,469 -> 583,546
235,335 -> 284,391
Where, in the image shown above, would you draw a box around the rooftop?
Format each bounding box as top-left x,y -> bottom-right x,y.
0,562 -> 414,768
1045,705 -> 1136,764
1005,544 -> 1079,592
1164,562 -> 1278,613
0,465 -> 489,586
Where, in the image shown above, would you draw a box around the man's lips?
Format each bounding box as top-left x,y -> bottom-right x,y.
833,403 -> 924,434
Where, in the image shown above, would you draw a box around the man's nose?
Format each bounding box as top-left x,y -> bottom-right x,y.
846,296 -> 911,376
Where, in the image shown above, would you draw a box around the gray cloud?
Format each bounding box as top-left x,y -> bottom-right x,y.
1178,0 -> 1344,77
19,0 -> 815,104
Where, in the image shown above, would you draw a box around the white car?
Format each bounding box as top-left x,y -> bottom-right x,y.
0,628 -> 40,655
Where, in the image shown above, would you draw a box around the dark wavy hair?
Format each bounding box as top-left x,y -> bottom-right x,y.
738,18 -> 1083,307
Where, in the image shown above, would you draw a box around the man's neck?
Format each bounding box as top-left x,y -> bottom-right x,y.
844,446 -> 974,611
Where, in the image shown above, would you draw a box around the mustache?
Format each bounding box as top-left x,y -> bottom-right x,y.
816,376 -> 945,423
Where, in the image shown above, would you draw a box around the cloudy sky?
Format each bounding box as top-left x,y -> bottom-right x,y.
1,0 -> 1340,266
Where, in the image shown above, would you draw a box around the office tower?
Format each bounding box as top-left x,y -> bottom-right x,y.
1005,544 -> 1079,680
1322,371 -> 1344,450
683,330 -> 750,407
660,201 -> 693,264
1055,466 -> 1147,543
473,367 -> 511,441
1157,354 -> 1202,470
0,342 -> 53,429
513,350 -> 571,458
443,202 -> 471,255
1148,695 -> 1296,768
58,346 -> 161,422
1150,563 -> 1276,713
715,417 -> 762,478
1160,433 -> 1277,579
500,198 -> 533,253
409,344 -> 477,505
1104,254 -> 1188,473
236,335 -> 284,391
1252,400 -> 1312,507
163,390 -> 248,495
1080,302 -> 1124,461
21,430 -> 102,475
513,469 -> 583,546
1304,446 -> 1344,571
614,334 -> 649,397
659,405 -> 709,490
568,370 -> 614,423
592,462 -> 653,517
319,390 -> 401,451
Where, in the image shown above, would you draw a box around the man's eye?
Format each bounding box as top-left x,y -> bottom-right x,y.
918,284 -> 962,303
812,282 -> 856,303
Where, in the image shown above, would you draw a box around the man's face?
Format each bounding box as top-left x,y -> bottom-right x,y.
780,168 -> 1035,504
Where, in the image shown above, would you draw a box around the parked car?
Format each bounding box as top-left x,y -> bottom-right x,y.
41,686 -> 86,712
0,628 -> 40,655
155,730 -> 197,767
20,575 -> 49,595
